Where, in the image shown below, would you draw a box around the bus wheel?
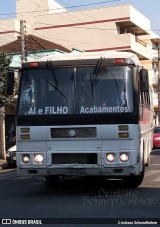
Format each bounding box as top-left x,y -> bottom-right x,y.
42,175 -> 59,188
124,163 -> 145,188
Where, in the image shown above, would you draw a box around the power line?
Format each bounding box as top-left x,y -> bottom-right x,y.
0,0 -> 157,54
58,0 -> 121,10
0,0 -> 121,17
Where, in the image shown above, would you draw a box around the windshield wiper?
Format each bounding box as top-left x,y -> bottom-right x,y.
47,80 -> 67,99
90,57 -> 105,98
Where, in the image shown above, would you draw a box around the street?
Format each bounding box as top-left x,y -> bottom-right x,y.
0,150 -> 160,226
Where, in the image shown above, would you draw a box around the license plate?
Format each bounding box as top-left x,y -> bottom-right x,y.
65,169 -> 85,176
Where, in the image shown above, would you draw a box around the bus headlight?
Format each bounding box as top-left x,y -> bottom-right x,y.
22,154 -> 30,164
120,153 -> 129,162
106,153 -> 115,162
34,154 -> 44,164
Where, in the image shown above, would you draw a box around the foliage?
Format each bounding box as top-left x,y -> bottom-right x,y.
0,50 -> 18,107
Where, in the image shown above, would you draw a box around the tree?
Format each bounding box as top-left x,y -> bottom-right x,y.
0,50 -> 18,107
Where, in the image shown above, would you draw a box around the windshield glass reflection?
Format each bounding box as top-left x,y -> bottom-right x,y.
18,66 -> 133,116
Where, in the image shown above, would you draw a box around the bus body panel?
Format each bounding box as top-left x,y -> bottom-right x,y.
13,51 -> 154,187
16,124 -> 144,177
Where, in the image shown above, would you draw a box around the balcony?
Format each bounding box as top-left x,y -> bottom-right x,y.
117,33 -> 152,60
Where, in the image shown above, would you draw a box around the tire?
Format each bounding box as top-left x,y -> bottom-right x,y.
123,160 -> 145,188
42,175 -> 59,188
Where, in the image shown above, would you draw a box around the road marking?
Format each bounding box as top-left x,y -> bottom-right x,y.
144,170 -> 160,178
0,168 -> 16,173
0,172 -> 17,180
153,177 -> 160,182
12,176 -> 30,180
0,170 -> 16,175
150,164 -> 160,166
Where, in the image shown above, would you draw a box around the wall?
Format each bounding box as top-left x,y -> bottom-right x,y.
0,19 -> 20,46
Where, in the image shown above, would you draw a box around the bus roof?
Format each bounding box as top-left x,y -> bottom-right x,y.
27,51 -> 140,66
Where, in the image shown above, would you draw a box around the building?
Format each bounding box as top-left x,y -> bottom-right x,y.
0,0 -> 160,157
3,1 -> 159,105
0,2 -> 156,57
0,34 -> 70,68
0,34 -> 70,159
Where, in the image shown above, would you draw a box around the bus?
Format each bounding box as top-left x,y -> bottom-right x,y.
7,51 -> 154,188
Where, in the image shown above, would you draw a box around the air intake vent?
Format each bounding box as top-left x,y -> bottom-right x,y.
51,127 -> 96,138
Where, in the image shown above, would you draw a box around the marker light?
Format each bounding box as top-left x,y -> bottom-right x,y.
106,153 -> 115,162
115,58 -> 125,64
29,62 -> 39,68
118,125 -> 128,131
22,154 -> 30,164
118,132 -> 129,138
20,134 -> 30,140
21,128 -> 30,133
34,154 -> 44,164
120,153 -> 129,162
20,127 -> 30,140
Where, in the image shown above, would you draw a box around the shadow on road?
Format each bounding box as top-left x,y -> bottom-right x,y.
151,149 -> 160,155
40,176 -> 143,195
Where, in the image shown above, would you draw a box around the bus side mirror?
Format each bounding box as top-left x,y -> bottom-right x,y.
6,71 -> 15,95
140,68 -> 149,92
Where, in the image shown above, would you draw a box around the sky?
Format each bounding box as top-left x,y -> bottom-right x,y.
0,0 -> 160,35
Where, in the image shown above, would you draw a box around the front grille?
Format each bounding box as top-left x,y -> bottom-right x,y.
51,127 -> 96,138
52,153 -> 97,164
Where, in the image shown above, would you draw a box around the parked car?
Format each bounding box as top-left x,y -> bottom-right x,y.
6,145 -> 16,168
153,127 -> 160,149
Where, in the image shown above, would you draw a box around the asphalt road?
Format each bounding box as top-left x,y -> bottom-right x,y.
0,149 -> 160,226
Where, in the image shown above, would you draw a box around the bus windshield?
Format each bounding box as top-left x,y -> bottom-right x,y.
18,65 -> 133,116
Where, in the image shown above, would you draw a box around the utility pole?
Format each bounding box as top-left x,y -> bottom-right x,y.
20,20 -> 27,63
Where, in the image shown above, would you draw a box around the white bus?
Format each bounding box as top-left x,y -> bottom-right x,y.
7,51 -> 154,188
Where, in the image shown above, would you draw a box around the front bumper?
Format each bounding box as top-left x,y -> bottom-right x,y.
17,164 -> 139,177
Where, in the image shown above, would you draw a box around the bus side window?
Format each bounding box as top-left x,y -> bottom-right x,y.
140,68 -> 149,92
139,68 -> 151,107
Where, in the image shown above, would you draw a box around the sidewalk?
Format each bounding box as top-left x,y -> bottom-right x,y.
0,159 -> 8,169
